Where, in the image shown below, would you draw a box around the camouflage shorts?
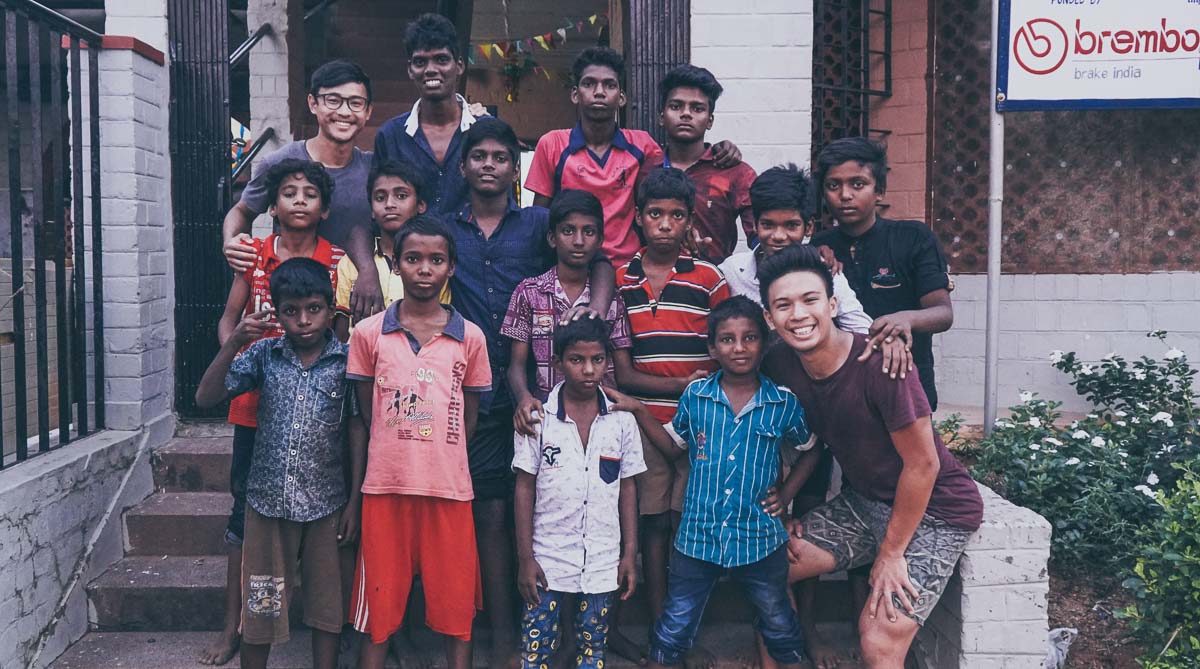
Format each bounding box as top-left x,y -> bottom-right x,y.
800,488 -> 973,624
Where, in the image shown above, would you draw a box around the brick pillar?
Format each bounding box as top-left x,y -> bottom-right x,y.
104,0 -> 169,53
248,0 -> 303,151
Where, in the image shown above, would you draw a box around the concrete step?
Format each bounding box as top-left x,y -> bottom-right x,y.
125,492 -> 232,556
87,556 -> 228,632
151,438 -> 232,492
50,624 -> 863,668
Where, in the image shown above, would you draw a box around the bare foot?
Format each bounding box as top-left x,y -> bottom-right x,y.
683,645 -> 717,669
607,629 -> 648,666
806,637 -> 841,669
197,628 -> 239,666
338,627 -> 364,669
389,628 -> 435,669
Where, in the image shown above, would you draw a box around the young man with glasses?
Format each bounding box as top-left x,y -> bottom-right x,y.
220,59 -> 386,322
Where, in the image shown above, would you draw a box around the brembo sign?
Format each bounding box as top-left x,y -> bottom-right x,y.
997,0 -> 1200,110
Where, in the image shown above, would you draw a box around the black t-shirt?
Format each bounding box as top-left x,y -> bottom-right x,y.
812,217 -> 950,387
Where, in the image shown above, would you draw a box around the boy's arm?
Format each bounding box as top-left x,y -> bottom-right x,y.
617,476 -> 638,600
507,340 -> 544,437
464,391 -> 481,445
857,289 -> 952,374
354,380 -> 373,430
763,446 -> 826,517
194,310 -> 272,408
601,386 -> 682,460
345,224 -> 384,322
217,275 -> 252,346
514,470 -> 547,605
709,139 -> 743,169
338,413 -> 367,546
612,348 -> 706,396
221,202 -> 259,272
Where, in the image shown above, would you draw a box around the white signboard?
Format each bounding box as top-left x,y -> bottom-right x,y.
998,0 -> 1200,110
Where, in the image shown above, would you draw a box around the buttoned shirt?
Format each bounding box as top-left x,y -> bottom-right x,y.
719,248 -> 873,334
500,267 -> 633,402
226,332 -> 357,522
373,94 -> 480,216
512,383 -> 647,593
672,373 -> 814,567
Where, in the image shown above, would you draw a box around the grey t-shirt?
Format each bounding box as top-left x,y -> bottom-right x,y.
239,139 -> 372,248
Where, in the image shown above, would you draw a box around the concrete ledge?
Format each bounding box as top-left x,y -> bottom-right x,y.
914,483 -> 1052,669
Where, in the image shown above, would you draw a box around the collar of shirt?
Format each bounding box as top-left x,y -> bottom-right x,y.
403,93 -> 478,136
622,248 -> 697,279
691,371 -> 792,417
565,121 -> 638,158
531,267 -> 592,306
660,143 -> 716,171
380,300 -> 467,341
372,235 -> 394,272
547,383 -> 612,422
266,329 -> 347,365
455,194 -> 524,228
257,234 -> 335,273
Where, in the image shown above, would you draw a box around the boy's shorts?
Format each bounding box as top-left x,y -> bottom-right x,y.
240,506 -> 347,645
799,488 -> 974,625
636,424 -> 689,516
351,494 -> 482,643
468,407 -> 516,501
224,425 -> 257,546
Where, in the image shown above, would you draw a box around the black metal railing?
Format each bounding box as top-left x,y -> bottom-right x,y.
0,0 -> 106,468
229,21 -> 270,69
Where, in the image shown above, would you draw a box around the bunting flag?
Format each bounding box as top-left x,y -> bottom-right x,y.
469,12 -> 608,57
534,34 -> 549,50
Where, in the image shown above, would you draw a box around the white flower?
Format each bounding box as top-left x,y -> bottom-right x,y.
994,419 -> 1012,429
1019,391 -> 1034,403
1043,437 -> 1063,446
1116,421 -> 1127,427
1103,352 -> 1117,361
1079,365 -> 1095,376
1072,430 -> 1090,439
1049,350 -> 1065,364
1118,451 -> 1129,458
1088,413 -> 1100,419
1070,421 -> 1080,429
1133,370 -> 1147,381
1029,443 -> 1042,451
1114,411 -> 1127,417
1028,417 -> 1043,428
1091,436 -> 1106,448
1147,472 -> 1160,486
1029,453 -> 1038,460
1134,484 -> 1156,499
1065,457 -> 1081,466
1164,348 -> 1185,360
1150,412 -> 1175,427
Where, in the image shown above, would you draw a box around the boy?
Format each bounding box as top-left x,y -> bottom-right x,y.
759,245 -> 983,669
810,137 -> 954,409
502,189 -> 632,433
221,60 -> 383,327
512,318 -> 653,669
374,13 -> 484,217
204,159 -> 344,666
347,215 -> 492,669
195,258 -> 364,669
643,64 -> 757,265
444,118 -> 615,669
615,167 -> 730,658
333,159 -> 450,339
643,295 -> 814,669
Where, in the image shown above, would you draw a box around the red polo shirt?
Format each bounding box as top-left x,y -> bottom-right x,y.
525,123 -> 662,266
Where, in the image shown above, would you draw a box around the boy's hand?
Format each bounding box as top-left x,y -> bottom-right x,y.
230,309 -> 273,347
871,335 -> 911,380
617,555 -> 637,600
760,485 -> 787,518
683,227 -> 715,257
223,233 -> 258,273
858,314 -> 913,376
559,305 -> 602,324
601,387 -> 646,416
337,497 -> 361,546
710,140 -> 742,168
785,519 -> 805,564
683,369 -> 710,387
816,245 -> 842,275
514,396 -> 545,437
517,556 -> 548,606
350,279 -> 384,322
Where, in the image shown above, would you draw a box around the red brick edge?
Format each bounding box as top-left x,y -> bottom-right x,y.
59,35 -> 166,66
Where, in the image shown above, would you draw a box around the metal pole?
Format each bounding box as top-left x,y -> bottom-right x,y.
984,0 -> 1004,435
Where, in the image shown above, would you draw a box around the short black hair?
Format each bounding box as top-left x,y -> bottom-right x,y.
757,243 -> 834,307
404,13 -> 460,59
707,295 -> 769,342
394,213 -> 457,265
368,159 -> 430,204
264,159 -> 333,212
636,167 -> 695,212
308,59 -> 373,101
269,257 -> 333,306
553,317 -> 612,357
572,46 -> 625,86
658,64 -> 723,111
750,164 -> 814,221
814,137 -> 888,195
549,189 -> 604,235
462,117 -> 520,164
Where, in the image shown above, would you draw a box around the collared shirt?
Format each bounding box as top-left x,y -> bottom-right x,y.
333,237 -> 452,328
225,332 -> 357,522
347,301 -> 492,501
228,234 -> 345,427
644,146 -> 757,264
616,250 -> 731,423
373,94 -> 480,217
672,372 -> 814,568
719,247 -> 873,334
500,267 -> 633,402
443,197 -> 557,412
524,123 -> 663,265
512,382 -> 647,593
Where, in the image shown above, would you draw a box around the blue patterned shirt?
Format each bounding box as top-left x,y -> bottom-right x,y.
671,372 -> 814,567
226,331 -> 357,522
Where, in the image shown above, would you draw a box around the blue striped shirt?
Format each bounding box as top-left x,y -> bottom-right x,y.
671,372 -> 813,567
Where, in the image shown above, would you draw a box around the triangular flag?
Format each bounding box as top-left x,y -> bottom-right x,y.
479,43 -> 491,59
514,40 -> 522,53
576,20 -> 584,32
535,34 -> 549,50
556,28 -> 567,42
564,19 -> 574,30
493,42 -> 505,57
467,52 -> 475,65
588,14 -> 597,25
543,67 -> 552,80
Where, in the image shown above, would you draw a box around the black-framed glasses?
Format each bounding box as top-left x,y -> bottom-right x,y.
315,93 -> 369,113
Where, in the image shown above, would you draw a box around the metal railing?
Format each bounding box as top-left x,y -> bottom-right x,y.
0,0 -> 106,467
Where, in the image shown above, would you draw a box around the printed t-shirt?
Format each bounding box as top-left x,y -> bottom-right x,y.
346,301 -> 492,501
524,123 -> 662,265
227,234 -> 344,427
763,334 -> 983,531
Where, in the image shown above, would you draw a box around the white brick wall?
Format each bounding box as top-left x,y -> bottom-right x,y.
936,273 -> 1200,413
690,0 -> 813,174
248,0 -> 295,155
104,0 -> 169,53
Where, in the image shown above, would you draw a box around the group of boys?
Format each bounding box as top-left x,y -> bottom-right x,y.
197,11 -> 983,669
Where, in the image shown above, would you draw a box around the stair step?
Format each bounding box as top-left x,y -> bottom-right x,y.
126,492 -> 232,556
152,438 -> 232,492
87,556 -> 229,632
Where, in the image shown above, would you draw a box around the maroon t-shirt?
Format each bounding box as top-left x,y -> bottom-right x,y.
764,334 -> 983,531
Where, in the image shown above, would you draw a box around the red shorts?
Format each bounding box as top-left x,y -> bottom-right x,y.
351,494 -> 482,643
